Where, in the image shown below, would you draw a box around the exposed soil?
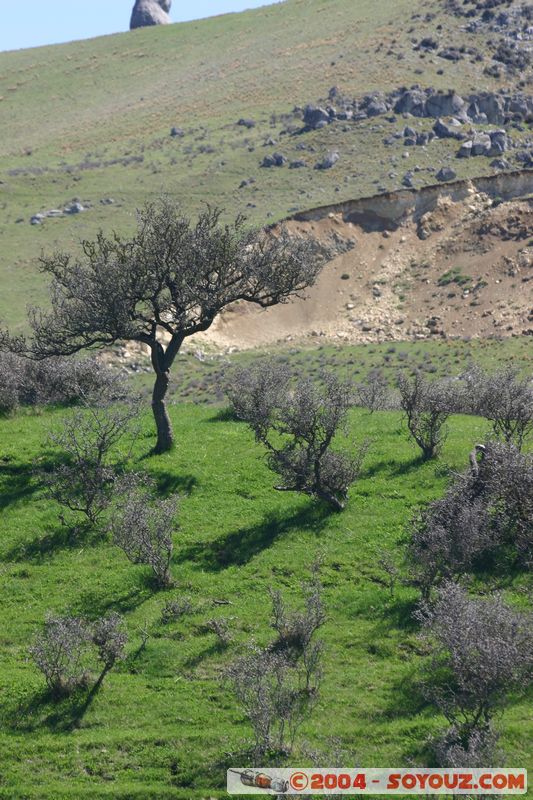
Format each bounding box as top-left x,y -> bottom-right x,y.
193,175 -> 533,351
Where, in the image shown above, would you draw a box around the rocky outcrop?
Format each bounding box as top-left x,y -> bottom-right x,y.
130,0 -> 171,30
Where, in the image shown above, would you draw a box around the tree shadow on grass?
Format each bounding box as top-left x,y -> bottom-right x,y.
177,502 -> 331,571
5,521 -> 100,564
204,406 -> 241,423
153,471 -> 198,498
380,674 -> 431,721
0,454 -> 62,511
359,454 -> 428,482
73,582 -> 150,619
5,672 -> 108,733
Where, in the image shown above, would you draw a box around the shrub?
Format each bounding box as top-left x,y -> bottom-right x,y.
227,647 -> 318,761
30,612 -> 128,695
228,362 -> 367,510
29,615 -> 92,695
42,398 -> 139,526
0,352 -> 126,414
460,364 -> 533,450
269,567 -> 325,692
431,724 -> 501,768
204,617 -> 232,647
417,582 -> 533,758
92,612 -> 128,671
409,442 -> 533,595
397,372 -> 456,460
354,369 -> 396,413
161,597 -> 193,624
111,474 -> 177,588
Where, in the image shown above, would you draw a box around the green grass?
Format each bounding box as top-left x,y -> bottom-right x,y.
0,398 -> 531,798
1,0 -> 531,329
155,335 -> 533,406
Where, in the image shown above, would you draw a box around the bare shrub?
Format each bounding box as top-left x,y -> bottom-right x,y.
42,399 -> 139,526
29,615 -> 92,695
204,617 -> 232,647
0,352 -> 125,414
227,647 -> 318,761
228,363 -> 367,510
161,597 -> 192,624
354,369 -> 396,413
92,612 -> 128,671
398,372 -> 456,460
460,364 -> 533,450
111,474 -> 177,588
417,582 -> 533,756
431,724 -> 501,768
409,442 -> 533,595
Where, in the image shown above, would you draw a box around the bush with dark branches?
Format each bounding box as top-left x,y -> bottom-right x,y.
397,372 -> 457,460
226,647 -> 319,762
417,582 -> 533,766
460,364 -> 533,450
30,612 -> 128,697
228,362 -> 368,510
110,474 -> 177,588
41,396 -> 139,527
269,565 -> 326,691
29,615 -> 93,696
1,201 -> 328,453
409,441 -> 533,596
0,352 -> 125,415
354,369 -> 397,413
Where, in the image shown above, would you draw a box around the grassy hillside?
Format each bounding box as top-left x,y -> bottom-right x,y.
0,399 -> 531,799
0,0 -> 528,329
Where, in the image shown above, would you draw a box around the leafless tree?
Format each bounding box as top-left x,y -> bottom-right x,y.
226,647 -> 318,761
0,352 -> 125,414
409,441 -> 533,595
354,369 -> 396,413
228,363 -> 367,510
111,473 -> 177,588
92,612 -> 128,672
460,364 -> 533,450
4,201 -> 327,453
417,581 -> 533,760
397,372 -> 456,460
29,615 -> 93,695
42,398 -> 139,527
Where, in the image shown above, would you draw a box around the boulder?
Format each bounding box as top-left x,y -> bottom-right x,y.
315,151 -> 339,170
471,133 -> 491,156
433,118 -> 465,140
489,129 -> 508,154
426,92 -> 465,118
394,89 -> 427,116
475,94 -> 506,125
436,167 -> 456,182
262,153 -> 287,168
366,100 -> 389,116
303,105 -> 330,129
130,0 -> 171,29
457,141 -> 473,158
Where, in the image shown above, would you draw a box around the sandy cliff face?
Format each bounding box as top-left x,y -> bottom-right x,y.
195,171 -> 533,350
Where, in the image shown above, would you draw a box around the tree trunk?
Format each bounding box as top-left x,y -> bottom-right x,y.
152,370 -> 173,453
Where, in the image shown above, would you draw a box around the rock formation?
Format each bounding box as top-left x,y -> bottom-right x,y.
130,0 -> 171,30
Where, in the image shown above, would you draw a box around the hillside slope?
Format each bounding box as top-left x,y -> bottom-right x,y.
1,0 -> 532,330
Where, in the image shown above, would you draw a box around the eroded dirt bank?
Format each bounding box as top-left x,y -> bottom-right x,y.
195,170 -> 533,350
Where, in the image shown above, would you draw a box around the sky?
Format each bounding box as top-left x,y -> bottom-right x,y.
0,1 -> 275,53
